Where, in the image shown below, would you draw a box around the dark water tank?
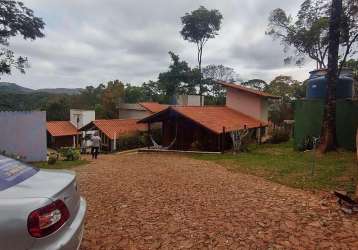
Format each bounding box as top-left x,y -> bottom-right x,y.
306,68 -> 354,99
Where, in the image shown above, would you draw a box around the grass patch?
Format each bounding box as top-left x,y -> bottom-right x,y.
193,141 -> 358,193
33,159 -> 89,170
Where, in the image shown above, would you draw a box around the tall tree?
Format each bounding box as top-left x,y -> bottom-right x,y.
202,64 -> 239,104
266,0 -> 358,69
242,79 -> 268,91
101,80 -> 125,119
318,0 -> 343,153
0,0 -> 45,77
180,6 -> 223,105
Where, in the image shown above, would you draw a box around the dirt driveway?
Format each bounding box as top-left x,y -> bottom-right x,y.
76,153 -> 358,249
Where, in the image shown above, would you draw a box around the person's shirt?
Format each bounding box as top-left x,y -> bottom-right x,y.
91,135 -> 101,147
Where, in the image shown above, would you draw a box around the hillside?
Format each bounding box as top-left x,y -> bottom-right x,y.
37,88 -> 83,95
0,82 -> 83,95
0,82 -> 33,93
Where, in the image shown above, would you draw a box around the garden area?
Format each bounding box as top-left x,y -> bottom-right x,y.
194,141 -> 358,193
34,147 -> 88,169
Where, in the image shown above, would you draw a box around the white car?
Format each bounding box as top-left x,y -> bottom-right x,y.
0,155 -> 86,250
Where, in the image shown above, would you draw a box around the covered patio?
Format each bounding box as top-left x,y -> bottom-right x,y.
138,106 -> 267,152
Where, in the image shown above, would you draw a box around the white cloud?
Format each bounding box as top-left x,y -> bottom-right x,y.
1,0 -> 313,89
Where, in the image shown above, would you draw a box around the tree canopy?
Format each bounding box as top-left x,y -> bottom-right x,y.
0,0 -> 45,76
180,6 -> 223,103
267,0 -> 358,69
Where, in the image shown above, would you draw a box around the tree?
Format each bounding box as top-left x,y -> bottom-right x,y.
180,6 -> 223,105
142,80 -> 163,102
101,80 -> 125,119
45,97 -> 70,121
124,84 -> 146,103
158,51 -> 193,104
265,75 -> 305,126
318,0 -> 343,153
266,0 -> 358,69
74,84 -> 105,109
202,64 -> 239,104
0,0 -> 45,77
242,79 -> 268,91
265,75 -> 304,102
342,58 -> 358,96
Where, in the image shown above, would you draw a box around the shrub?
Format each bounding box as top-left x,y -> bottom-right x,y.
270,128 -> 290,144
48,155 -> 57,165
59,147 -> 80,161
117,133 -> 146,151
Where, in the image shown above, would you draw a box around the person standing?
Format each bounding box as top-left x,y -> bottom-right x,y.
91,132 -> 101,160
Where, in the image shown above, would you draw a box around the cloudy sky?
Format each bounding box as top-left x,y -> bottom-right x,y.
2,0 -> 316,89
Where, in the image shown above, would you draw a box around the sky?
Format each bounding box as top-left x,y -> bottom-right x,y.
1,0 -> 316,89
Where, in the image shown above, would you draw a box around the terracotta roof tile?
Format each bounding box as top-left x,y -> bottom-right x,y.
47,121 -> 79,137
218,81 -> 280,99
139,102 -> 168,113
140,106 -> 267,134
92,119 -> 146,140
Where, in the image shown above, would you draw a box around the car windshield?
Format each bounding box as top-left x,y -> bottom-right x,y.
0,155 -> 39,191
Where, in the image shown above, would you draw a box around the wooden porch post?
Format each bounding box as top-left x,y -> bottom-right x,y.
222,126 -> 226,154
147,122 -> 151,149
258,123 -> 263,144
218,133 -> 221,152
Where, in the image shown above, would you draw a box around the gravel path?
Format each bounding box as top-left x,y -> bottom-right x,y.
76,153 -> 358,249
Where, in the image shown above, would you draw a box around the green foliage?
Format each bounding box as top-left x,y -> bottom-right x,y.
194,141 -> 358,192
47,155 -> 57,165
265,75 -> 305,102
265,75 -> 306,126
242,79 -> 268,91
117,133 -> 146,151
267,0 -> 358,68
101,80 -> 125,119
180,6 -> 223,45
158,51 -> 196,103
342,58 -> 358,96
0,149 -> 26,161
45,97 -> 71,121
270,128 -> 291,144
34,159 -> 88,169
59,147 -> 80,161
202,64 -> 239,104
180,6 -> 223,97
0,0 -> 45,77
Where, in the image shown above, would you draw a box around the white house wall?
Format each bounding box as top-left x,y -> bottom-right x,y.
0,111 -> 47,162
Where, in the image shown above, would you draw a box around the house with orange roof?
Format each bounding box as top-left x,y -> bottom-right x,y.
47,121 -> 80,149
80,119 -> 146,152
138,82 -> 279,152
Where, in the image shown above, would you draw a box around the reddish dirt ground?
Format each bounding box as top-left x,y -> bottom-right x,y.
76,153 -> 358,249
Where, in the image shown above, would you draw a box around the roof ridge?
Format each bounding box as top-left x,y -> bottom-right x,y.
217,80 -> 280,99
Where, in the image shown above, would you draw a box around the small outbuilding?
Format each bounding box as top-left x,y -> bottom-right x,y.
47,121 -> 80,149
80,119 -> 146,152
